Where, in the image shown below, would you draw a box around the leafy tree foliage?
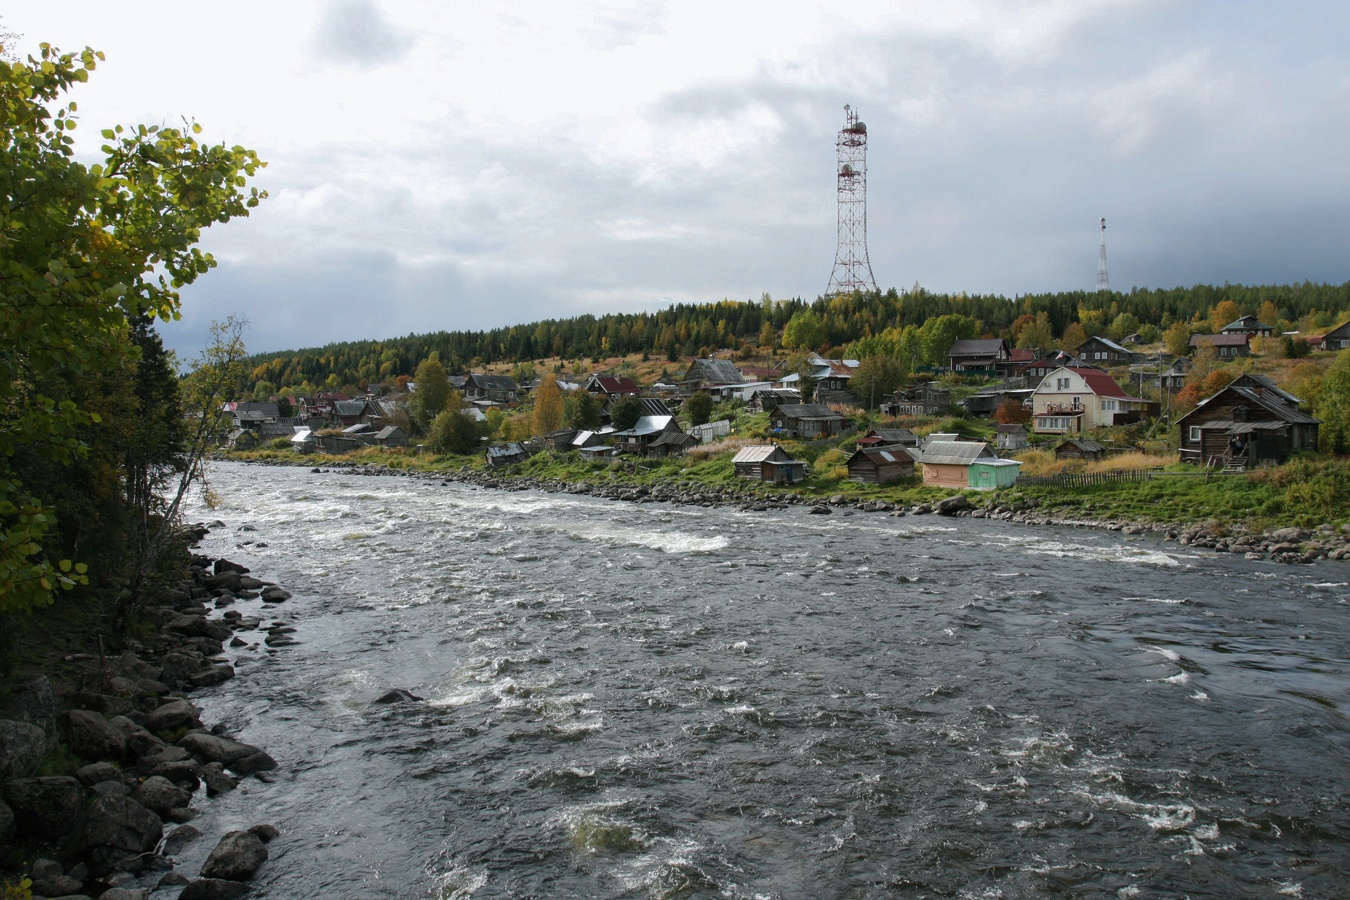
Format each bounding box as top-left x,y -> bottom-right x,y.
563,390 -> 603,430
609,396 -> 643,431
428,392 -> 478,454
851,356 -> 907,408
410,358 -> 450,431
238,282 -> 1350,395
1316,351 -> 1350,455
0,42 -> 265,614
532,373 -> 563,435
682,391 -> 713,426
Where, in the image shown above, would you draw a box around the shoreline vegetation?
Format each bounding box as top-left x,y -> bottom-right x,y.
225,448 -> 1350,563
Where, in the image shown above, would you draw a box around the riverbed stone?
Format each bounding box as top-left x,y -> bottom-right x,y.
63,709 -> 128,762
163,822 -> 203,855
179,878 -> 252,899
145,698 -> 203,736
75,794 -> 164,875
0,799 -> 13,842
0,718 -> 48,780
178,732 -> 276,774
200,761 -> 239,796
200,829 -> 268,881
132,775 -> 192,815
76,761 -> 124,786
3,775 -> 85,841
3,674 -> 59,753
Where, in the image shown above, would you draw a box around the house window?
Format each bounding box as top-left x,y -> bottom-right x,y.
1056,377 -> 1070,390
1189,426 -> 1201,443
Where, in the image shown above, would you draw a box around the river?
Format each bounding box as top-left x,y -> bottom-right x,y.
162,461 -> 1349,898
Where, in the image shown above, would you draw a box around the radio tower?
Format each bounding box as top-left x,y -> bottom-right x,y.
826,105 -> 877,296
1096,216 -> 1110,291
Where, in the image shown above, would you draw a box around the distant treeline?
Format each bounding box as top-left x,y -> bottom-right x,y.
243,282 -> 1350,394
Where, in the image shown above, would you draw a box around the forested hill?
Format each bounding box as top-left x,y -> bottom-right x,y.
243,282 -> 1350,393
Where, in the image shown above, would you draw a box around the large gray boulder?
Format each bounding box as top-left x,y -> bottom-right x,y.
199,829 -> 268,881
144,698 -> 202,735
62,709 -> 128,762
3,775 -> 85,841
0,718 -> 48,780
936,494 -> 972,515
178,732 -> 276,774
3,674 -> 59,753
75,794 -> 163,875
132,775 -> 192,815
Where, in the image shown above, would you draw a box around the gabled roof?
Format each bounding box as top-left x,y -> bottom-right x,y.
466,373 -> 520,392
615,415 -> 676,437
639,398 -> 672,417
1054,438 -> 1105,453
732,445 -> 789,464
996,424 -> 1027,434
1037,367 -> 1136,400
949,338 -> 1008,358
334,400 -> 371,416
684,358 -> 745,385
1232,373 -> 1302,406
375,426 -> 405,439
863,427 -> 919,444
587,374 -> 641,394
1081,335 -> 1130,354
1178,378 -> 1321,427
847,446 -> 919,466
772,403 -> 844,421
1190,333 -> 1250,348
920,441 -> 996,466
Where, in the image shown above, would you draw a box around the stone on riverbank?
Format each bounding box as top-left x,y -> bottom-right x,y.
200,828 -> 269,881
0,718 -> 47,780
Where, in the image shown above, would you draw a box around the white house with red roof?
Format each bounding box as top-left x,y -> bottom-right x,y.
1030,366 -> 1153,434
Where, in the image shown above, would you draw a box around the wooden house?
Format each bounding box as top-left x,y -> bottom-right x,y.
882,383 -> 952,417
681,358 -> 745,393
645,431 -> 699,458
1076,336 -> 1134,366
611,415 -> 687,456
1031,366 -> 1152,435
995,424 -> 1029,451
1220,315 -> 1275,337
947,338 -> 1009,373
1307,320 -> 1350,351
769,404 -> 849,440
1053,438 -> 1106,461
732,445 -> 808,484
486,442 -> 529,467
1176,374 -> 1320,467
463,373 -> 520,404
750,388 -> 802,412
374,425 -> 409,448
1189,333 -> 1251,359
846,446 -> 917,484
918,441 -> 997,489
857,427 -> 920,448
585,374 -> 641,401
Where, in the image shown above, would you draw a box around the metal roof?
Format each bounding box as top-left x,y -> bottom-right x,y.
919,441 -> 995,466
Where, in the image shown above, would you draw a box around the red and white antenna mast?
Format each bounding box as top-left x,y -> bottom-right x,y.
826,105 -> 878,296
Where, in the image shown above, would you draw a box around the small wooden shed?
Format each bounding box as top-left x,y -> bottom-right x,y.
918,441 -> 997,490
967,458 -> 1023,490
732,445 -> 808,484
846,446 -> 917,484
1053,438 -> 1105,461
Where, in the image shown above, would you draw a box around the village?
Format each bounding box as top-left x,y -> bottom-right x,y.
222,313 -> 1348,505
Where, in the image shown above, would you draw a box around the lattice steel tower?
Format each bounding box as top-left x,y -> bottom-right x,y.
1096,217 -> 1110,291
826,105 -> 877,296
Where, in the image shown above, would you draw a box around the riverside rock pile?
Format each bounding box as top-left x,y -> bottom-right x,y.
0,529 -> 294,898
277,458 -> 1349,565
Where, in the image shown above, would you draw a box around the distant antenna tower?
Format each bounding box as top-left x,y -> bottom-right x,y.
826,105 -> 877,296
1096,216 -> 1110,291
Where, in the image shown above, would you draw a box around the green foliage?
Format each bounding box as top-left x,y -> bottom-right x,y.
1317,350 -> 1350,454
782,309 -> 826,350
851,355 -> 907,408
0,41 -> 265,614
428,408 -> 480,454
683,391 -> 713,426
609,396 -> 643,431
410,359 -> 451,431
563,390 -> 603,430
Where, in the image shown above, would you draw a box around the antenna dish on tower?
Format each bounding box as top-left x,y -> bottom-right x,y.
826,105 -> 878,296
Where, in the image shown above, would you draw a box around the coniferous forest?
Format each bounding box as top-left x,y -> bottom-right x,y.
243,282 -> 1350,394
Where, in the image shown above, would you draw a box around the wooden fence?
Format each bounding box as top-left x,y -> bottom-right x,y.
1016,468 -> 1238,487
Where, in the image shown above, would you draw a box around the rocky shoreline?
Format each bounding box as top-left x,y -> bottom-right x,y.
1,527 -> 298,899
249,456 -> 1350,565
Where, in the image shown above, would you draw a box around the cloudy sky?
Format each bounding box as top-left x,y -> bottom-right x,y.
9,1 -> 1350,358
